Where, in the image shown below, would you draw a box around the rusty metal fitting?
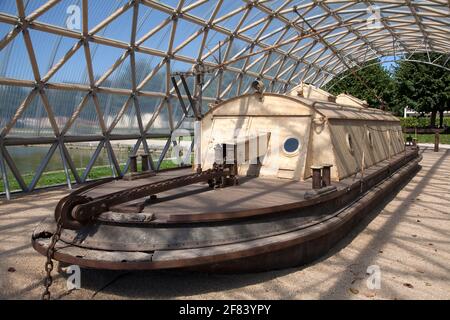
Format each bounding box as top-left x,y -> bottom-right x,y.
434,132 -> 439,152
321,164 -> 333,187
141,154 -> 150,172
311,165 -> 323,189
129,155 -> 138,173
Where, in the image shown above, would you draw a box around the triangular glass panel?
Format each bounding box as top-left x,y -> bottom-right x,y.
279,59 -> 297,81
135,53 -> 165,92
264,0 -> 288,12
0,85 -> 33,131
214,2 -> 246,30
91,2 -> 133,43
245,50 -> 267,74
44,88 -> 86,132
110,100 -> 140,135
171,59 -> 193,76
136,5 -> 170,40
0,33 -> 35,81
49,42 -> 89,85
158,0 -> 179,8
29,29 -> 81,79
202,30 -> 228,63
0,2 -> 17,15
4,144 -> 51,187
138,96 -> 162,127
148,102 -> 171,135
99,53 -> 133,90
23,0 -> 48,16
0,22 -> 13,40
173,19 -> 203,51
185,0 -> 219,20
8,92 -> 55,137
36,0 -> 83,31
174,27 -> 205,59
66,94 -> 103,136
202,73 -> 219,99
240,19 -> 267,39
0,161 -> 22,193
227,39 -> 252,69
221,75 -> 239,100
139,21 -> 172,52
260,27 -> 286,46
95,93 -> 130,130
90,43 -> 128,84
88,0 -> 128,31
239,75 -> 255,95
33,144 -> 77,189
77,143 -> 115,181
241,7 -> 267,29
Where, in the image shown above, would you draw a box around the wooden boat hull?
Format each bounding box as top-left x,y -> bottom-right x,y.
32,148 -> 421,272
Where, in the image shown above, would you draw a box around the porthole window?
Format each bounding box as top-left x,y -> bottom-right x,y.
346,133 -> 354,153
283,137 -> 300,155
367,130 -> 373,147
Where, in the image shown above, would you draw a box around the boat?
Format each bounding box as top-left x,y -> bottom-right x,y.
32,83 -> 421,272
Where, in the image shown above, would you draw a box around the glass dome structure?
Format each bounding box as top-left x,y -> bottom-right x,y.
0,0 -> 448,196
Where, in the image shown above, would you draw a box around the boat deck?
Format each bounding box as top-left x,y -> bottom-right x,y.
81,150 -> 414,223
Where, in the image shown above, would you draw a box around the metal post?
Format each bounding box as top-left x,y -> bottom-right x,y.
141,154 -> 149,172
322,164 -> 333,187
0,149 -> 11,200
434,132 -> 439,152
129,155 -> 138,173
311,165 -> 323,189
58,143 -> 72,190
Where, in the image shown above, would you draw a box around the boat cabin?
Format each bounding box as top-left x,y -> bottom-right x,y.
199,85 -> 404,182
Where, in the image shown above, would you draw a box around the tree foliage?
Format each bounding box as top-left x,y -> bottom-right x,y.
323,59 -> 394,109
392,53 -> 450,125
322,54 -> 450,124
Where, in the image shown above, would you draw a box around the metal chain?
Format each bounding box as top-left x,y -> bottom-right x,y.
41,218 -> 63,300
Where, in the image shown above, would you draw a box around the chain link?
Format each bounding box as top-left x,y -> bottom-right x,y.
41,218 -> 63,300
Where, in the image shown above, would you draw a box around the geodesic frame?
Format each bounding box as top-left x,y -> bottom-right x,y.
0,0 -> 449,198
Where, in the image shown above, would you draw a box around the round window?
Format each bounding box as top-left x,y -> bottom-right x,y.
283,137 -> 300,154
367,130 -> 373,147
346,133 -> 354,153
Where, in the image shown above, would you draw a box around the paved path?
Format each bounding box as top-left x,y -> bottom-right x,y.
0,147 -> 448,300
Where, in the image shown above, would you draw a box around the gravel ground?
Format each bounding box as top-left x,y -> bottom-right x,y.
0,147 -> 449,300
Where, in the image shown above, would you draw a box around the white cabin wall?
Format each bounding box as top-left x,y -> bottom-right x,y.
306,117 -> 339,181
328,120 -> 405,180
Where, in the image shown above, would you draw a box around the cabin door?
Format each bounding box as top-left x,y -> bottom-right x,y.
271,117 -> 310,180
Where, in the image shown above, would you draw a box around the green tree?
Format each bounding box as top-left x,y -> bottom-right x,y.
392,53 -> 450,128
323,59 -> 394,110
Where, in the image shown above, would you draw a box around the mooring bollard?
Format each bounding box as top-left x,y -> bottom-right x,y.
322,164 -> 333,187
129,155 -> 138,173
141,154 -> 149,172
434,132 -> 439,152
311,165 -> 323,189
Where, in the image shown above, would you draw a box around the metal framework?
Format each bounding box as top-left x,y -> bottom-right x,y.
0,0 -> 449,198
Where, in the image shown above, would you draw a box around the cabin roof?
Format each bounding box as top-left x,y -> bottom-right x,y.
208,93 -> 399,122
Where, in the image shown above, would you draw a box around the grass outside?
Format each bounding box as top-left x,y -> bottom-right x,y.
404,133 -> 450,145
0,160 -> 180,193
